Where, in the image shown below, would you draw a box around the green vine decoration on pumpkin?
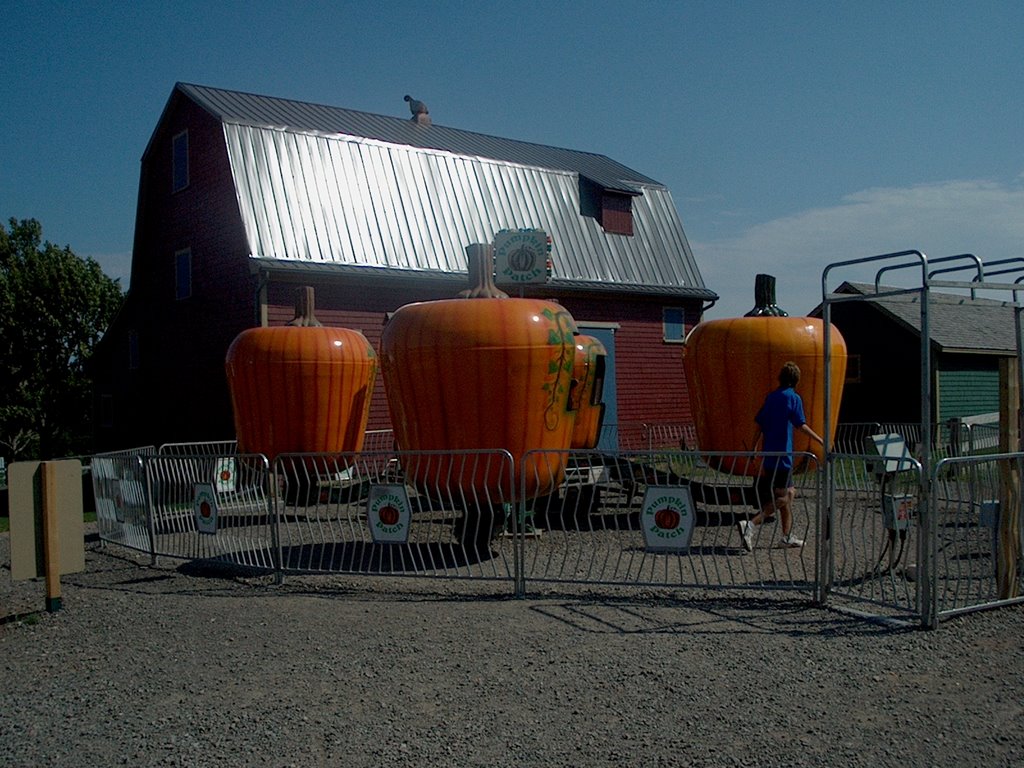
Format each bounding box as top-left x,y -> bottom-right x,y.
540,307 -> 577,430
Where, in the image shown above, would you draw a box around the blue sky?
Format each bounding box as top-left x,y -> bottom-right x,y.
3,0 -> 1022,319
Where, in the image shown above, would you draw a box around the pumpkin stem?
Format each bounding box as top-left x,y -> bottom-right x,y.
458,243 -> 509,299
288,286 -> 323,327
745,274 -> 789,317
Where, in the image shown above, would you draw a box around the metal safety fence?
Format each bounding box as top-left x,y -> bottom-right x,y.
825,452 -> 924,624
146,453 -> 274,569
833,421 -> 1000,459
92,446 -> 517,584
931,453 -> 1024,621
91,446 -> 156,554
272,450 -> 516,581
516,450 -> 820,595
823,450 -> 1024,626
90,442 -> 1023,627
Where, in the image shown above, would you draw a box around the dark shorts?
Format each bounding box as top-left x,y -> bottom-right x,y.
755,465 -> 794,508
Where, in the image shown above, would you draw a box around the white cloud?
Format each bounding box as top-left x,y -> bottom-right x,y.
692,177 -> 1024,320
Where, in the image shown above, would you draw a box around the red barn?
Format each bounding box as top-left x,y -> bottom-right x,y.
94,83 -> 715,451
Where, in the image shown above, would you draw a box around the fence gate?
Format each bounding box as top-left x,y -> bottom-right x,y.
824,450 -> 924,625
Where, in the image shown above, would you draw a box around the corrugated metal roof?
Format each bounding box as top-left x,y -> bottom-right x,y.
179,82 -> 656,194
834,282 -> 1018,353
178,83 -> 712,298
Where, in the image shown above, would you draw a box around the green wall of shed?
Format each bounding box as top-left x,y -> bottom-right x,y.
937,366 -> 1000,421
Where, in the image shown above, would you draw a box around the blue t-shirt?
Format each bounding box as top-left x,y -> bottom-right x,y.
755,386 -> 806,471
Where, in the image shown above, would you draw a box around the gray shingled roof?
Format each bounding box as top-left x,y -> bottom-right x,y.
834,282 -> 1019,354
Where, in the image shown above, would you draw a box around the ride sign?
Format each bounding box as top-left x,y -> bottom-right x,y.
367,484 -> 412,543
639,487 -> 695,551
494,228 -> 551,285
194,483 -> 218,535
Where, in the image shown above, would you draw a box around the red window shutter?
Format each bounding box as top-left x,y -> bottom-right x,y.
601,192 -> 633,236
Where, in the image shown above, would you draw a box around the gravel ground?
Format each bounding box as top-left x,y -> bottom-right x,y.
2,526 -> 1022,767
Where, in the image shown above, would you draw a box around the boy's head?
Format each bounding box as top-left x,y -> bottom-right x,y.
779,361 -> 801,388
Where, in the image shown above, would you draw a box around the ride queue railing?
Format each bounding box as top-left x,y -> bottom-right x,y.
90,437 -> 1023,628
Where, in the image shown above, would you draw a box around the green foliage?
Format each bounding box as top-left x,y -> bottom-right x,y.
0,218 -> 123,460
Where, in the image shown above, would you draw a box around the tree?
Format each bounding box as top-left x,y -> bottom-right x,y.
0,218 -> 124,460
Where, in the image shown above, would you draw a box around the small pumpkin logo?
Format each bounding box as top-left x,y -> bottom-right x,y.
508,246 -> 536,273
654,507 -> 680,530
379,505 -> 400,526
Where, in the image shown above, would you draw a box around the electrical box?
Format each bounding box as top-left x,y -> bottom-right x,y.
978,500 -> 1000,529
882,493 -> 915,531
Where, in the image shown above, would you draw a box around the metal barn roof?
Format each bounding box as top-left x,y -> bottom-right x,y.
175,83 -> 713,299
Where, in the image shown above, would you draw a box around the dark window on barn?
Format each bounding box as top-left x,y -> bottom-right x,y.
100,394 -> 114,428
172,130 -> 189,192
127,330 -> 139,370
663,307 -> 686,343
578,177 -> 635,235
601,191 -> 633,236
845,354 -> 862,384
175,249 -> 192,300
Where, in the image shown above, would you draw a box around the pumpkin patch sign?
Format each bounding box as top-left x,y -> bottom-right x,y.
194,483 -> 218,535
367,484 -> 411,544
640,487 -> 695,551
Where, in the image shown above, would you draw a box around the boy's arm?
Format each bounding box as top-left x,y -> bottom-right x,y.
799,422 -> 824,446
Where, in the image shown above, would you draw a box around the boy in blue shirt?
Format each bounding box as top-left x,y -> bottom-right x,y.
737,361 -> 823,551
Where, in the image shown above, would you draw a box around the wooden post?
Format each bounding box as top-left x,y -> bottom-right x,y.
997,357 -> 1021,599
40,461 -> 63,612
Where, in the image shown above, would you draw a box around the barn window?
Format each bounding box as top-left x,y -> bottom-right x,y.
127,330 -> 139,370
172,130 -> 189,192
175,248 -> 192,300
601,191 -> 633,236
663,307 -> 686,343
578,177 -> 635,235
845,354 -> 862,384
100,395 -> 114,428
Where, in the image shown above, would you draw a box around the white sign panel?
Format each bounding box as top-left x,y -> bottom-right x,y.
215,457 -> 236,493
194,483 -> 218,535
494,229 -> 551,285
640,487 -> 696,551
367,484 -> 412,544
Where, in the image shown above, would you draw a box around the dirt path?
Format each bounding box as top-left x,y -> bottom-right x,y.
2,531 -> 1022,767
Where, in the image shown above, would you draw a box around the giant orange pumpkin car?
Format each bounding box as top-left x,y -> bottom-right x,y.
683,274 -> 847,476
380,243 -> 583,546
225,286 -> 377,462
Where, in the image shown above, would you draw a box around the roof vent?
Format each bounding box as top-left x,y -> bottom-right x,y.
404,94 -> 431,126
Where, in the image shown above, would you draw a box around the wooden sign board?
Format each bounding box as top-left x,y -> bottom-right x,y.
9,460 -> 86,581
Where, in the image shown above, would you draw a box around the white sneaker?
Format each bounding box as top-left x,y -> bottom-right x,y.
780,533 -> 804,548
736,520 -> 754,552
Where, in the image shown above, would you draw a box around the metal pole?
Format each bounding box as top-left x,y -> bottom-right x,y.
918,282 -> 938,628
819,273 -> 833,605
142,456 -> 158,567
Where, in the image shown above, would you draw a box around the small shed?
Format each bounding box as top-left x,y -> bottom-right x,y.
820,281 -> 1018,425
94,83 -> 715,450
